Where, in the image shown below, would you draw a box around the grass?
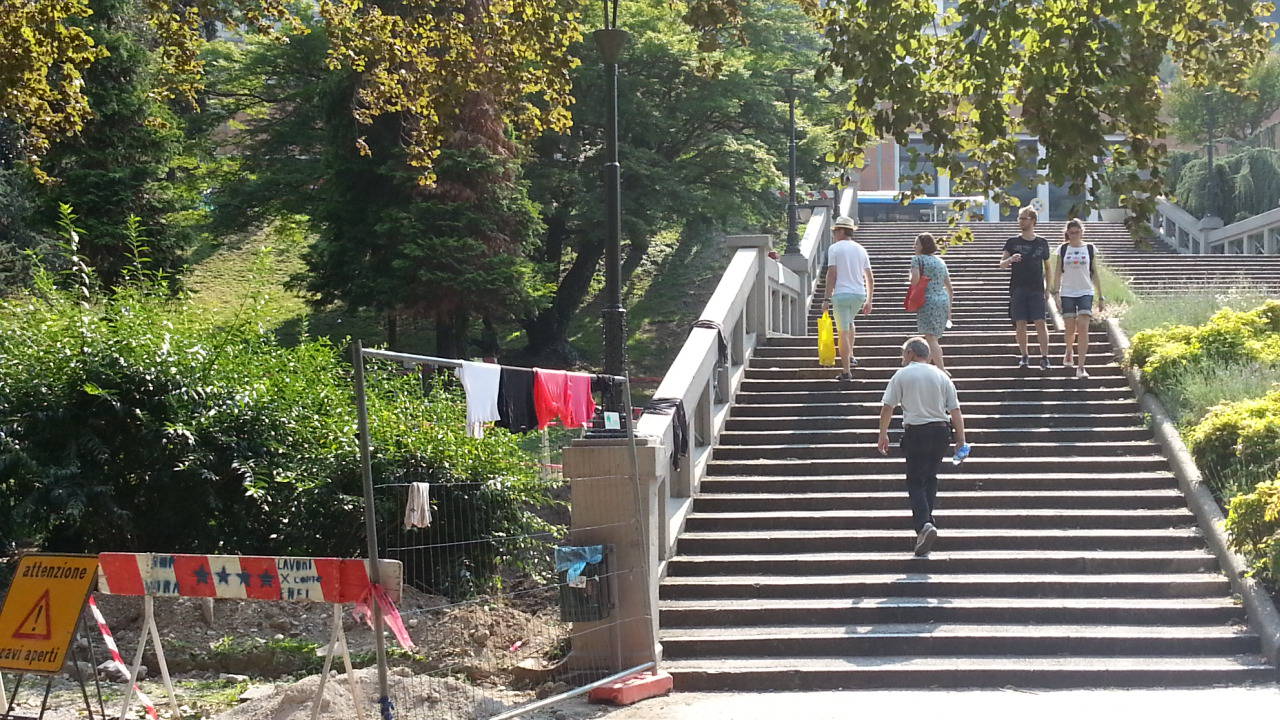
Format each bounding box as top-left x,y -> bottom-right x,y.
1159,360 -> 1280,426
1115,285 -> 1272,335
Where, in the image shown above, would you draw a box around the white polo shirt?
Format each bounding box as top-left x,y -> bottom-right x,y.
881,362 -> 960,426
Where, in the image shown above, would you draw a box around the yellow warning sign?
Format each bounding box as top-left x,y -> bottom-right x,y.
0,554 -> 98,674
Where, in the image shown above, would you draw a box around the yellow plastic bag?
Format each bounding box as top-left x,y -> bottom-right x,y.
818,311 -> 836,367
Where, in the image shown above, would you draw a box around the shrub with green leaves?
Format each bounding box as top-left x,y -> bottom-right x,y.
0,210 -> 555,599
1185,391 -> 1280,483
1127,300 -> 1280,390
1224,479 -> 1280,585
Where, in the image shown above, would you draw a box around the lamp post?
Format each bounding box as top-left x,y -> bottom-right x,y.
596,0 -> 629,418
783,68 -> 802,255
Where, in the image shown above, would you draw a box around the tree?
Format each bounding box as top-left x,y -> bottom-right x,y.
808,0 -> 1274,216
520,0 -> 828,361
1168,52 -> 1280,145
33,0 -> 200,285
206,21 -> 546,358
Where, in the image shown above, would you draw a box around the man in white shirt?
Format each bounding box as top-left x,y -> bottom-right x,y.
821,216 -> 875,381
877,337 -> 968,556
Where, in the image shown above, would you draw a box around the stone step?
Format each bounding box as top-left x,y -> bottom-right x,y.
658,596 -> 1248,628
659,624 -> 1259,659
707,456 -> 1169,476
664,550 -> 1218,576
740,372 -> 1126,388
729,399 -> 1141,417
712,441 -> 1160,461
751,355 -> 1116,369
763,332 -> 1112,348
698,472 -> 1178,493
732,387 -> 1137,405
660,654 -> 1277,690
658,572 -> 1231,600
682,507 -> 1194,532
752,342 -> 1111,358
723,412 -> 1142,430
692,489 -> 1185,512
718,427 -> 1152,445
674,528 -> 1206,554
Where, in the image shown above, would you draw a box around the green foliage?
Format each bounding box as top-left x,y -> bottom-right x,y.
1224,479 -> 1280,585
1185,391 -> 1280,485
0,219 -> 556,598
1174,148 -> 1280,221
1127,300 -> 1280,390
810,0 -> 1274,223
1168,52 -> 1280,144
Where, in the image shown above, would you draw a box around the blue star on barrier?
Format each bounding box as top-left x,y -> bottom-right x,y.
215,567 -> 231,585
258,571 -> 275,588
192,565 -> 211,585
236,571 -> 252,586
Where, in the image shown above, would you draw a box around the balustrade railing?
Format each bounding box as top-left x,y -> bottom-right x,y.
635,207 -> 831,564
1153,198 -> 1280,255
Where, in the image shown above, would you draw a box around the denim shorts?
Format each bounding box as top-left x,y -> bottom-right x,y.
1009,286 -> 1047,324
1061,294 -> 1094,318
832,292 -> 866,332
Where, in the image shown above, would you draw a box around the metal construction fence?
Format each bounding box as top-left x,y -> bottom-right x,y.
353,344 -> 655,720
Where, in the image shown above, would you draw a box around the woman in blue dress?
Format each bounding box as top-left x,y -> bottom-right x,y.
909,232 -> 954,374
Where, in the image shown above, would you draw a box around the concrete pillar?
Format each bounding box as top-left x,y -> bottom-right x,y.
985,191 -> 1000,222
726,235 -> 772,337
1036,142 -> 1051,219
562,437 -> 663,671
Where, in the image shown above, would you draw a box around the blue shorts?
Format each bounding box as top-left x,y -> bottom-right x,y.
1061,294 -> 1094,318
1009,286 -> 1047,324
831,292 -> 866,332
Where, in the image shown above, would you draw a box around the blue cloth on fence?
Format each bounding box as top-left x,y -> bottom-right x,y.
555,545 -> 604,588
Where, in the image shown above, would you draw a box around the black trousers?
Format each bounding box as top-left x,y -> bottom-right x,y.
901,422 -> 952,532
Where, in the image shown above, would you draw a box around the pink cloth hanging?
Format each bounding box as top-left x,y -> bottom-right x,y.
564,373 -> 597,429
533,368 -> 569,430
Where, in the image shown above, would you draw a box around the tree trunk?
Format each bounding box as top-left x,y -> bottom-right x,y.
385,312 -> 399,349
523,235 -> 606,360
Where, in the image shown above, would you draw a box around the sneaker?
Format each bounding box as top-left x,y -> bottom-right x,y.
835,371 -> 852,382
1017,355 -> 1030,369
1076,365 -> 1089,379
1063,353 -> 1074,366
914,523 -> 938,556
849,357 -> 860,368
1039,356 -> 1051,370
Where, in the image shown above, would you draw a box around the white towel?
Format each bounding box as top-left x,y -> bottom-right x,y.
403,482 -> 432,530
457,361 -> 501,438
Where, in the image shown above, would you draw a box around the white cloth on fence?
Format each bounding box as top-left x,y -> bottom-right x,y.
403,482 -> 432,530
457,360 -> 501,438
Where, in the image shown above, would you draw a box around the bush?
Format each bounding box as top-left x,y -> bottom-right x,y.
1185,391 -> 1280,480
1225,479 -> 1280,585
1127,300 -> 1280,390
0,216 -> 555,599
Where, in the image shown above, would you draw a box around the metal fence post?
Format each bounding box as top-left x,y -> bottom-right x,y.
352,340 -> 392,718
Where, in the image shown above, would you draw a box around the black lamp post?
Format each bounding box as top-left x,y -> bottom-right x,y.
596,0 -> 629,418
783,68 -> 802,255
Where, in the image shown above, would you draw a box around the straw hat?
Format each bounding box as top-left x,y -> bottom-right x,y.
833,216 -> 858,231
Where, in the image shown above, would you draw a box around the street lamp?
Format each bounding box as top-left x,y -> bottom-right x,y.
782,68 -> 803,255
596,0 -> 629,423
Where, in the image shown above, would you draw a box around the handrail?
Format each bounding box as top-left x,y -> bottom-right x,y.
1153,198 -> 1280,255
636,211 -> 829,563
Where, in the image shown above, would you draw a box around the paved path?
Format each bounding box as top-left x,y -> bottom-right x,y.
555,686 -> 1280,719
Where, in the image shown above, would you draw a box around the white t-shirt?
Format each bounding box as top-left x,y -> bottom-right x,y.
1058,243 -> 1095,298
827,240 -> 872,296
881,362 -> 960,426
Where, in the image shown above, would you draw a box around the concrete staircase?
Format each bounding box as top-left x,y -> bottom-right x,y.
657,222 -> 1278,690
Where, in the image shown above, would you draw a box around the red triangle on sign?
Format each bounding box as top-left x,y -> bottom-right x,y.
12,589 -> 53,640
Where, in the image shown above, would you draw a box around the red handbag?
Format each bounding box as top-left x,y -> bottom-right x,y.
904,256 -> 930,311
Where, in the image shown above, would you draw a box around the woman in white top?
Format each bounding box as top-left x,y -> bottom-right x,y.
1049,219 -> 1105,379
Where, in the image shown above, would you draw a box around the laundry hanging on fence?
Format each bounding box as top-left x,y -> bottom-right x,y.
691,319 -> 729,367
534,368 -> 570,430
555,545 -> 604,589
644,397 -> 689,470
457,361 -> 501,438
403,482 -> 432,530
565,372 -> 597,428
497,367 -> 538,433
534,368 -> 597,430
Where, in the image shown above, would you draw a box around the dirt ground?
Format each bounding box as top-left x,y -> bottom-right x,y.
2,588 -> 592,720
